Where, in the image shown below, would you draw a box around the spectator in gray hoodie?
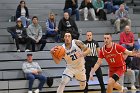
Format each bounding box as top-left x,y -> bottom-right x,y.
22,54 -> 46,93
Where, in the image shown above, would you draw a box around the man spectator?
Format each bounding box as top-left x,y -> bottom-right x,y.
22,53 -> 46,93
58,12 -> 79,40
112,0 -> 129,13
7,18 -> 30,52
120,25 -> 139,51
64,0 -> 79,21
114,4 -> 131,34
79,0 -> 97,21
27,16 -> 46,52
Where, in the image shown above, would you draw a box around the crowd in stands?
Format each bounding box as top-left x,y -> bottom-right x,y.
5,0 -> 140,93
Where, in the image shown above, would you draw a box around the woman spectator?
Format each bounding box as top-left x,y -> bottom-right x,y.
7,18 -> 30,52
16,0 -> 31,27
64,0 -> 79,21
93,0 -> 107,20
40,12 -> 59,51
79,0 -> 97,21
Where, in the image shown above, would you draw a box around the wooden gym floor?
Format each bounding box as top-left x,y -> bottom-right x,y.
65,90 -> 140,93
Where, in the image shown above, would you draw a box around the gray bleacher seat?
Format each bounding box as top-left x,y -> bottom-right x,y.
0,60 -> 66,70
0,51 -> 52,61
0,81 -> 8,89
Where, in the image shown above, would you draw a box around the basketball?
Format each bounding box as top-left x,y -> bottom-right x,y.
53,46 -> 65,59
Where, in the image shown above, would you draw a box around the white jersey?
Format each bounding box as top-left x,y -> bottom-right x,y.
62,40 -> 85,69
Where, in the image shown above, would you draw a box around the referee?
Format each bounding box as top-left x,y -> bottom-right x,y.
83,31 -> 106,93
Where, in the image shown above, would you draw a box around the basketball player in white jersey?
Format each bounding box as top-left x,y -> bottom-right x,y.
50,31 -> 91,93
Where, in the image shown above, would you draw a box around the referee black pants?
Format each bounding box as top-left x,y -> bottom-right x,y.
84,56 -> 106,93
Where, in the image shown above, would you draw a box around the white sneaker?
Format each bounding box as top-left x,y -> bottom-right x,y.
28,91 -> 32,93
17,49 -> 20,52
25,49 -> 31,52
119,86 -> 127,93
34,89 -> 39,93
94,18 -> 98,21
131,85 -> 136,90
84,18 -> 88,21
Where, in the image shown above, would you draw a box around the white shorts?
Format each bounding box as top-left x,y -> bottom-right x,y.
63,67 -> 86,82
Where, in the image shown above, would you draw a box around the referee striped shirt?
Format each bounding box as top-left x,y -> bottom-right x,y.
83,40 -> 99,57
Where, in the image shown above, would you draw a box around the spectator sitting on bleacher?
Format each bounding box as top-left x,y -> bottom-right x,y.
114,4 -> 131,34
7,18 -> 30,52
118,57 -> 137,90
40,12 -> 59,51
79,0 -> 97,21
103,0 -> 113,14
27,16 -> 46,52
22,53 -> 46,93
58,12 -> 79,40
131,57 -> 140,88
92,0 -> 107,21
120,26 -> 139,51
45,12 -> 58,41
64,0 -> 79,21
16,0 -> 31,28
112,0 -> 129,13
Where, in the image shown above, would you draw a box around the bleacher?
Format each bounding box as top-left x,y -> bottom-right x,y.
0,0 -> 139,93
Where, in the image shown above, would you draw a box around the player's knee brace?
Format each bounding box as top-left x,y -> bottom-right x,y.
79,81 -> 86,90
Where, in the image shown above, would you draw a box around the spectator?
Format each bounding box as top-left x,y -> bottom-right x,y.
58,12 -> 79,40
79,0 -> 97,21
114,4 -> 131,33
27,16 -> 46,52
7,18 -> 30,52
64,0 -> 79,21
22,54 -> 46,93
112,0 -> 129,13
131,57 -> 140,88
45,12 -> 58,41
120,25 -> 139,51
93,0 -> 107,21
40,12 -> 59,51
16,0 -> 31,27
103,0 -> 113,14
118,57 -> 137,90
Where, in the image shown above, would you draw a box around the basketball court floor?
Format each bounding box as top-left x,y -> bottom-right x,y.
65,90 -> 140,93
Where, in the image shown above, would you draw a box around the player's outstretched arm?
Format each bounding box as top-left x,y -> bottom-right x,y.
50,47 -> 61,64
124,49 -> 139,57
89,58 -> 102,80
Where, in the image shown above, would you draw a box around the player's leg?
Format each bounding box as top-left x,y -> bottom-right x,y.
75,69 -> 86,90
113,82 -> 123,92
57,68 -> 73,93
106,77 -> 116,93
95,67 -> 106,93
57,75 -> 71,93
